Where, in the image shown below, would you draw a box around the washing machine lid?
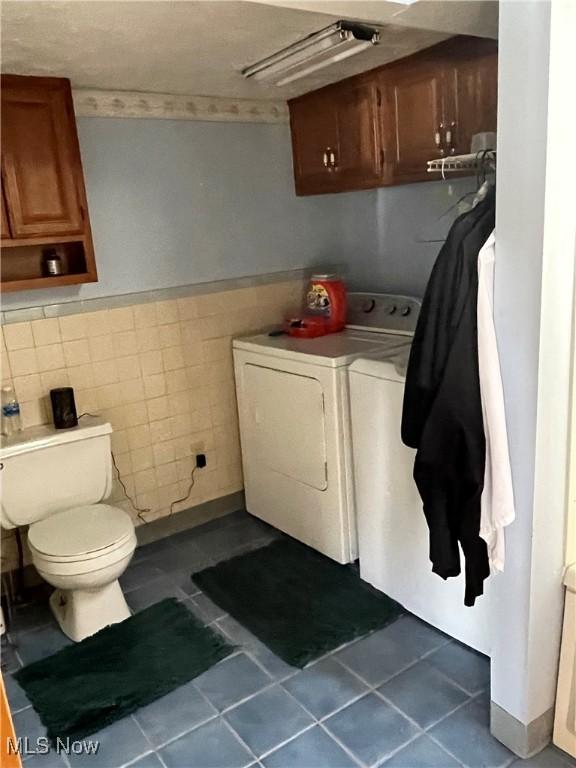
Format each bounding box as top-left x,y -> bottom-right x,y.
233,330 -> 410,368
28,504 -> 133,559
348,345 -> 411,382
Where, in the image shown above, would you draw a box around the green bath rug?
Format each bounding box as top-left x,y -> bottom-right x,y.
15,598 -> 234,743
193,538 -> 404,668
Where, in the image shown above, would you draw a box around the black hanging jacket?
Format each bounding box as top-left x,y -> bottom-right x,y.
402,188 -> 496,606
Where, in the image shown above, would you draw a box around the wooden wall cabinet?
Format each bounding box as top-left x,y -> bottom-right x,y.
443,42 -> 498,156
383,37 -> 498,184
380,57 -> 446,184
289,36 -> 498,195
290,77 -> 385,195
1,75 -> 98,292
290,90 -> 340,195
332,78 -> 385,190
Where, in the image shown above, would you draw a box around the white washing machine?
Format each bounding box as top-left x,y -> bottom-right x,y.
233,293 -> 420,564
349,351 -> 493,654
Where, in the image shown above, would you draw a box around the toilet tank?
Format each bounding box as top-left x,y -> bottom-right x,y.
0,416 -> 114,529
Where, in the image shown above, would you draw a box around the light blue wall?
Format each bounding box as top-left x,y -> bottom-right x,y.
2,115 -> 469,310
3,118 -> 351,310
342,178 -> 474,297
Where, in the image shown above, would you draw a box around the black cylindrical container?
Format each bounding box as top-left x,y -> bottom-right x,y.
50,387 -> 78,429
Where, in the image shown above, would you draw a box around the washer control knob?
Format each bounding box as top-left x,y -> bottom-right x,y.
388,305 -> 397,315
401,306 -> 411,317
363,299 -> 376,313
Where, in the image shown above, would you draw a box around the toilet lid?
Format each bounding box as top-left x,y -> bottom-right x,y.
28,504 -> 134,559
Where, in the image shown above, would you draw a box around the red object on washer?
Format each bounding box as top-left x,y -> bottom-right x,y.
286,275 -> 347,338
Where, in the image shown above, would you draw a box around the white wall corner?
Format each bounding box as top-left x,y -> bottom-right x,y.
528,0 -> 576,726
73,89 -> 289,124
492,0 -> 576,753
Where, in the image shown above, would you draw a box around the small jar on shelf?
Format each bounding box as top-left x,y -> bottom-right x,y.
42,247 -> 64,277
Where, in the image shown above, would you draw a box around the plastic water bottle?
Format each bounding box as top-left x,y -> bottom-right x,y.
2,385 -> 22,435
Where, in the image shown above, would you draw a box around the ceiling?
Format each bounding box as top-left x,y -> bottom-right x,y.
1,1 -> 498,101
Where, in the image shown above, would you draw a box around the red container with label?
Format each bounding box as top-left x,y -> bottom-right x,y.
287,274 -> 347,338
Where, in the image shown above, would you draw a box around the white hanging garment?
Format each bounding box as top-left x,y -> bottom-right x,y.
477,230 -> 515,571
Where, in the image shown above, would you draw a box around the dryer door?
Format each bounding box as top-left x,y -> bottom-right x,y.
243,363 -> 327,491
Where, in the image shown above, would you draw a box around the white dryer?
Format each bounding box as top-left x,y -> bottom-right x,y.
349,351 -> 493,654
233,293 -> 420,564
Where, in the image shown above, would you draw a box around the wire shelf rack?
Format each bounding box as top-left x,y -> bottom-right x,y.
427,150 -> 496,175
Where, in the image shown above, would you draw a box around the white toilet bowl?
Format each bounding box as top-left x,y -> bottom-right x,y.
28,504 -> 137,642
0,417 -> 138,642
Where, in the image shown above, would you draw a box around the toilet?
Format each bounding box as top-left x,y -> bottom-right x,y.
0,416 -> 137,642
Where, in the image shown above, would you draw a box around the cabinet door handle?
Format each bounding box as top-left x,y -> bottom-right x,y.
434,124 -> 445,157
323,150 -> 329,168
445,122 -> 456,155
329,150 -> 336,168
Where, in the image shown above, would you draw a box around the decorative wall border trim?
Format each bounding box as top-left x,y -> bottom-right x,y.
0,264 -> 346,324
73,89 -> 289,124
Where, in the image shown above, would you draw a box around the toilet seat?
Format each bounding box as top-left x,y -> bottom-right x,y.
28,504 -> 136,576
29,504 -> 134,561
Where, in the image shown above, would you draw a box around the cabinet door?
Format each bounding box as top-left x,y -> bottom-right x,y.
1,76 -> 84,237
444,48 -> 498,155
333,79 -> 384,190
289,92 -> 339,195
384,62 -> 445,183
1,187 -> 11,240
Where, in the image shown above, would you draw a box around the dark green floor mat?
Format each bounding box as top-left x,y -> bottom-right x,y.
15,598 -> 234,743
193,538 -> 404,668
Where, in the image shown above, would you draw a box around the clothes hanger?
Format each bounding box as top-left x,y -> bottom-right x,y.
415,188 -> 479,244
415,153 -> 495,243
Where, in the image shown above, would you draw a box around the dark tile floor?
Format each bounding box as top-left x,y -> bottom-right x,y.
2,511 -> 573,768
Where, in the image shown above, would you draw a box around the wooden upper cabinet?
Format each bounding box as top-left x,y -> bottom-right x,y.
1,75 -> 97,292
381,59 -> 446,183
288,36 -> 498,194
290,77 -> 384,195
1,75 -> 84,237
290,91 -> 339,195
333,78 -> 384,189
443,41 -> 498,155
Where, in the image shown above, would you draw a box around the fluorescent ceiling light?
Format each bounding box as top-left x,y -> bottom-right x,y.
242,21 -> 380,87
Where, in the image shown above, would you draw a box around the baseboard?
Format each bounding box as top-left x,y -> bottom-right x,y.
491,701 -> 555,758
135,491 -> 246,546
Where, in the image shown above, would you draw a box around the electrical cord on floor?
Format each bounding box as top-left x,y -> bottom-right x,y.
78,414 -> 152,523
79,413 -> 199,523
78,411 -> 152,523
111,450 -> 151,524
169,465 -> 198,517
14,527 -> 25,600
